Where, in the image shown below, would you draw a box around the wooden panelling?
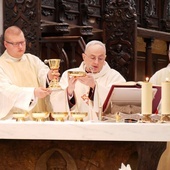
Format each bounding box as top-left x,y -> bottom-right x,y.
2,0 -> 170,81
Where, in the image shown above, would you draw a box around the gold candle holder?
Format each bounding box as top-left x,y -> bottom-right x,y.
141,114 -> 152,122
160,114 -> 170,122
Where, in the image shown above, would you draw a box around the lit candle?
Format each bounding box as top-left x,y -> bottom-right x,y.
141,78 -> 152,115
161,79 -> 170,115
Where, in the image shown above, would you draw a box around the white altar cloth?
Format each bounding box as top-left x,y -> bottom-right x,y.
0,121 -> 169,141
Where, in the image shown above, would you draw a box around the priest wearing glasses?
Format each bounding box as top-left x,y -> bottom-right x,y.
0,26 -> 60,120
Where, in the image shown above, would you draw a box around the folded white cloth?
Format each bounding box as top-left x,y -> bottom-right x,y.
119,163 -> 131,170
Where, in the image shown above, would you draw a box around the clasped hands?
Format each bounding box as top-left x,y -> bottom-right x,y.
67,73 -> 95,96
34,69 -> 60,99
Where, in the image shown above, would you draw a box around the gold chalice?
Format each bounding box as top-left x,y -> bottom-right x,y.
70,112 -> 88,122
13,111 -> 28,121
44,59 -> 61,90
32,112 -> 49,122
68,71 -> 86,77
51,112 -> 68,121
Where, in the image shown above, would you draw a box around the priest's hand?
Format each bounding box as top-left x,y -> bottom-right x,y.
47,69 -> 60,81
34,87 -> 52,98
67,76 -> 77,96
77,74 -> 96,89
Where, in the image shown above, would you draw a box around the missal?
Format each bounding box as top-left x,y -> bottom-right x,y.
102,82 -> 161,114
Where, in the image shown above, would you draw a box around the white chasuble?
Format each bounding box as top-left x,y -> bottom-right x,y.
50,61 -> 126,121
149,64 -> 170,170
0,51 -> 49,119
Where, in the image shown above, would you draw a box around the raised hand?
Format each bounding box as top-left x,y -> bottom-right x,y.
77,73 -> 96,89
67,76 -> 77,96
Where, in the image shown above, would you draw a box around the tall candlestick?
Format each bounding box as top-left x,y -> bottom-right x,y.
141,81 -> 152,115
161,80 -> 170,115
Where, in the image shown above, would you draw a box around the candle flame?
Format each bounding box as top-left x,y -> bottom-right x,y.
165,78 -> 169,82
145,77 -> 149,82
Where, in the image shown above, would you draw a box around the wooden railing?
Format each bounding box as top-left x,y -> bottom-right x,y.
137,27 -> 170,79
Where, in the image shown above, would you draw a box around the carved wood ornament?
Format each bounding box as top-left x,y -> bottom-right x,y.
104,0 -> 137,80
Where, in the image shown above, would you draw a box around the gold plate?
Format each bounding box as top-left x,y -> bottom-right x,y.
68,71 -> 86,77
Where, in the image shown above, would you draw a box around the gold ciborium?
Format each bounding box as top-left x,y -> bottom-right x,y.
44,59 -> 61,90
32,112 -> 49,122
70,112 -> 88,122
51,112 -> 68,122
13,111 -> 28,121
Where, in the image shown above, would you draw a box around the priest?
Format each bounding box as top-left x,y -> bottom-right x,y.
149,45 -> 170,170
50,40 -> 126,121
0,26 -> 60,119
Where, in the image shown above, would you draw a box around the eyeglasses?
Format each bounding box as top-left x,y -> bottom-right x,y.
5,40 -> 26,47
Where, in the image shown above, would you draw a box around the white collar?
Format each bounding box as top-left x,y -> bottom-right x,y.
4,50 -> 25,62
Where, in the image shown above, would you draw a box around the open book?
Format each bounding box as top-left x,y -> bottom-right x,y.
102,82 -> 161,114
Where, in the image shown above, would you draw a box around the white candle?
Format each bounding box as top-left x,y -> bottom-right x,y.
161,81 -> 170,115
141,81 -> 152,115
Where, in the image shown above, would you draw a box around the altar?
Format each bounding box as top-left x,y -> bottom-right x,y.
0,120 -> 169,170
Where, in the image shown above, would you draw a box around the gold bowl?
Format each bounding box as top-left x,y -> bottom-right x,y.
70,112 -> 88,122
68,71 -> 86,77
51,112 -> 68,121
13,111 -> 28,121
32,112 -> 49,121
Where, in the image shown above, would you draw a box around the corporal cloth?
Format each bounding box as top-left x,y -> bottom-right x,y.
0,50 -> 49,119
50,61 -> 126,120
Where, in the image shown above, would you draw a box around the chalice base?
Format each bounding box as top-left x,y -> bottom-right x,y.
16,118 -> 25,122
35,118 -> 45,122
54,118 -> 64,122
75,118 -> 84,122
51,112 -> 68,122
49,79 -> 61,90
141,114 -> 152,122
71,112 -> 88,122
160,114 -> 170,122
32,112 -> 49,121
13,112 -> 27,121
